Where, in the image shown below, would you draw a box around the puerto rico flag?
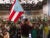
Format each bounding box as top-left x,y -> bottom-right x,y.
9,0 -> 24,23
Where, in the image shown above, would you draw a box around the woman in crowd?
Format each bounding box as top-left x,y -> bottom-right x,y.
43,23 -> 49,38
31,23 -> 37,38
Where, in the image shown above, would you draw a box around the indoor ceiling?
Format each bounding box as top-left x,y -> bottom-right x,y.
0,0 -> 47,11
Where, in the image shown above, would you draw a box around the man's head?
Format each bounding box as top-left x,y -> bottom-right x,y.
24,18 -> 29,24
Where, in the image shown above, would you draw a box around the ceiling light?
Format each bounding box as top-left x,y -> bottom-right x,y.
38,0 -> 43,2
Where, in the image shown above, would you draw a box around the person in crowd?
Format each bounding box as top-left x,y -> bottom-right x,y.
21,18 -> 31,38
43,23 -> 49,38
9,23 -> 17,38
48,30 -> 50,38
17,28 -> 21,38
36,23 -> 40,38
3,29 -> 9,38
48,24 -> 50,38
31,23 -> 37,38
37,23 -> 43,38
0,21 -> 3,38
4,21 -> 10,32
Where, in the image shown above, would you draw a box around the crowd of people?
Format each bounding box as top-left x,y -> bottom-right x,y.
0,18 -> 50,38
21,3 -> 42,10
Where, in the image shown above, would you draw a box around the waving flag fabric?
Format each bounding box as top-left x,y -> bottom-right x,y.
9,0 -> 24,23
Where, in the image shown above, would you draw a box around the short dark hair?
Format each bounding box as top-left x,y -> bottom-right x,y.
24,18 -> 28,22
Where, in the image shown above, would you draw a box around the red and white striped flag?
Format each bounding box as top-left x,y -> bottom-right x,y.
8,0 -> 24,23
